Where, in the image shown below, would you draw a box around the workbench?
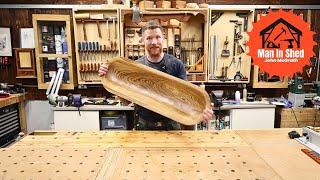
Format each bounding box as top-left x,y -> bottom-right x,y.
0,129 -> 319,179
0,94 -> 26,133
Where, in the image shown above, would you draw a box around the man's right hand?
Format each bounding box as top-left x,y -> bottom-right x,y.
98,64 -> 108,77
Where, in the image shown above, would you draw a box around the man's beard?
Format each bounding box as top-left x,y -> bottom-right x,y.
147,46 -> 162,56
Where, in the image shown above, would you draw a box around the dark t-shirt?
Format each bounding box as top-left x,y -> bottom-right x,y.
137,54 -> 187,80
136,53 -> 187,122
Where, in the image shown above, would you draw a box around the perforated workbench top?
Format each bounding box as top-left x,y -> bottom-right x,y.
0,129 -> 319,179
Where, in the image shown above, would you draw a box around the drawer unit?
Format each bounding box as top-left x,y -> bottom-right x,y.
0,104 -> 20,147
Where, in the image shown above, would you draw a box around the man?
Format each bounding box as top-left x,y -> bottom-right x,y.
99,20 -> 213,130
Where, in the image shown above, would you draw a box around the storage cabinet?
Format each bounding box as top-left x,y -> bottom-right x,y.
205,103 -> 276,130
120,8 -> 209,83
230,107 -> 275,129
54,111 -> 100,131
73,9 -> 121,85
32,14 -> 75,89
52,105 -> 135,131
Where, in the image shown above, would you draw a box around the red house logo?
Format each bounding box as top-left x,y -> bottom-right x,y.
248,9 -> 315,77
261,18 -> 302,49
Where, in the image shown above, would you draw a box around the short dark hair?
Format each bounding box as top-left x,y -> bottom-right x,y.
141,20 -> 164,34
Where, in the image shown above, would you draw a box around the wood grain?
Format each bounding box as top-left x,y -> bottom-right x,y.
101,57 -> 211,125
15,130 -> 247,148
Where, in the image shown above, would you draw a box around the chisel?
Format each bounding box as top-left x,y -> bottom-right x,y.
78,42 -> 82,61
92,41 -> 96,61
88,42 -> 93,61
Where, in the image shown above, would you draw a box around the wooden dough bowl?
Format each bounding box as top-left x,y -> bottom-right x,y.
101,57 -> 211,125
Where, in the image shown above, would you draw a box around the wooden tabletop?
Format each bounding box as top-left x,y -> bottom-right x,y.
0,93 -> 25,109
0,129 -> 319,179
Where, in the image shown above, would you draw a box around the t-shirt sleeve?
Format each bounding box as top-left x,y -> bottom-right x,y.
136,57 -> 145,64
176,60 -> 187,80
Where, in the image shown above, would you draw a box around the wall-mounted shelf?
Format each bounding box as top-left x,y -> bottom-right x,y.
38,54 -> 69,58
32,14 -> 75,90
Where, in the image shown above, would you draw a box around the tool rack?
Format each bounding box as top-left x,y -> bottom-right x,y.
73,8 -> 121,85
207,9 -> 254,83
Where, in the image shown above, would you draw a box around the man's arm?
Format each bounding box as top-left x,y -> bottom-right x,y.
176,60 -> 187,80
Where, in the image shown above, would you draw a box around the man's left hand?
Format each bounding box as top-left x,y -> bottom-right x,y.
202,108 -> 213,123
